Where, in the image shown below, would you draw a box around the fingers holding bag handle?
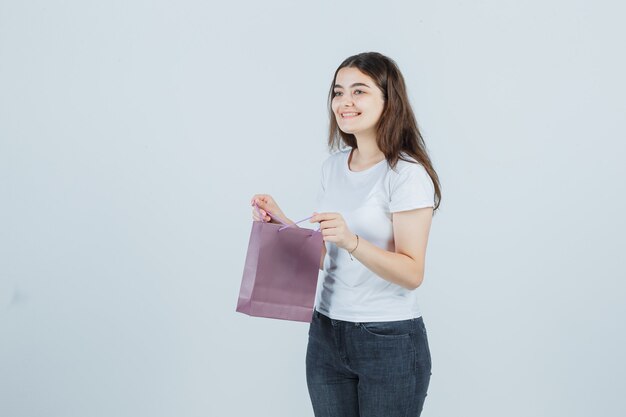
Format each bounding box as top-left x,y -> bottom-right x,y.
251,203 -> 269,222
250,194 -> 289,224
250,194 -> 273,222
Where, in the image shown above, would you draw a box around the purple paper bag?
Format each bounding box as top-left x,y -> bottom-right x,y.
236,209 -> 323,323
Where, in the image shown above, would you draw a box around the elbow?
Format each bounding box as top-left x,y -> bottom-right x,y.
404,264 -> 424,290
401,256 -> 424,291
406,276 -> 423,290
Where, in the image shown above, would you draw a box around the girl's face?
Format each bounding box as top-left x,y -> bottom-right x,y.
332,67 -> 386,137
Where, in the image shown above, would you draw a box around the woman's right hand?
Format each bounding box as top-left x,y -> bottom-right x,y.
250,194 -> 290,224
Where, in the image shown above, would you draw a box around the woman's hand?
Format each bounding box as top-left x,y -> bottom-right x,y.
309,212 -> 357,251
250,194 -> 290,224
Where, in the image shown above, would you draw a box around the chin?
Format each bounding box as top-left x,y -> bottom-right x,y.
338,123 -> 359,132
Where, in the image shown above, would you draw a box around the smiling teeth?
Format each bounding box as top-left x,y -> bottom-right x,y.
343,113 -> 360,117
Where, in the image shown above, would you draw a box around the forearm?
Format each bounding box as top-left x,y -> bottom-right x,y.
350,236 -> 423,290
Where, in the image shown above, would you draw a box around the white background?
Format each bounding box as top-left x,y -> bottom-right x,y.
1,1 -> 625,416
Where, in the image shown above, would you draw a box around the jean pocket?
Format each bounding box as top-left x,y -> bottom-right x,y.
308,311 -> 320,335
411,318 -> 432,370
359,319 -> 413,338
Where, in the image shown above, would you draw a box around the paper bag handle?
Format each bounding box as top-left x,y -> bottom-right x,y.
254,202 -> 320,232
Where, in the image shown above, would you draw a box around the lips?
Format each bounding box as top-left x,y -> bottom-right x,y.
340,112 -> 361,119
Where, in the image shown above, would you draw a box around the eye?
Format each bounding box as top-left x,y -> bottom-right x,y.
333,90 -> 363,97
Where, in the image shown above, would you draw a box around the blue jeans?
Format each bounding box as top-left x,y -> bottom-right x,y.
306,310 -> 432,417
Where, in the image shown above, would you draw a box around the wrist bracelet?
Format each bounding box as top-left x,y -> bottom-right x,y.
348,234 -> 359,261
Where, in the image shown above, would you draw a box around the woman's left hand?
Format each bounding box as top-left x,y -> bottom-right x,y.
309,212 -> 358,251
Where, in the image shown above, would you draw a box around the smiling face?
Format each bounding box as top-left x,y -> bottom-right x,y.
332,67 -> 386,137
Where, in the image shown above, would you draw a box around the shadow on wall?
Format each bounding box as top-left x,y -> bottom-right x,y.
1,283 -> 28,311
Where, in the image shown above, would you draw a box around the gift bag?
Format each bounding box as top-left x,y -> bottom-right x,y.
236,204 -> 323,322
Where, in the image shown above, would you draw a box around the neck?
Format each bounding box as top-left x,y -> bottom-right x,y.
353,130 -> 384,162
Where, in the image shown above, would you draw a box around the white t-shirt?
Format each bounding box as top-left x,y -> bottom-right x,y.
313,148 -> 435,322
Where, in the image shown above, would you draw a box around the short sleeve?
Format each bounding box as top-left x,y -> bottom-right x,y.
389,162 -> 435,212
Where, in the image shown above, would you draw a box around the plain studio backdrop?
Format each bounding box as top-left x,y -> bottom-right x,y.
1,1 -> 625,416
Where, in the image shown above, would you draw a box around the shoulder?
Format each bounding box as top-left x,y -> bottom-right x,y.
387,153 -> 435,211
387,153 -> 434,196
321,148 -> 350,170
389,152 -> 430,180
328,148 -> 350,163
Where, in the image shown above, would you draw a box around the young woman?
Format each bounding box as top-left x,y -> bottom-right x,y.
250,51 -> 442,417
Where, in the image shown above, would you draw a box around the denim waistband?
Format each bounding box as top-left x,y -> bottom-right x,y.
313,309 -> 421,326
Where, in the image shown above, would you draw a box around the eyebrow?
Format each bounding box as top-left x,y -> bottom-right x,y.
333,83 -> 371,89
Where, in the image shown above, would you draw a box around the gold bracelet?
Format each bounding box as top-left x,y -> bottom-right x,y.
348,234 -> 359,261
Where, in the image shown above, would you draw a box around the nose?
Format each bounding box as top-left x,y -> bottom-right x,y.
338,94 -> 355,108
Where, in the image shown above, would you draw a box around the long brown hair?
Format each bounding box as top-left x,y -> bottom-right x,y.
327,52 -> 442,212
